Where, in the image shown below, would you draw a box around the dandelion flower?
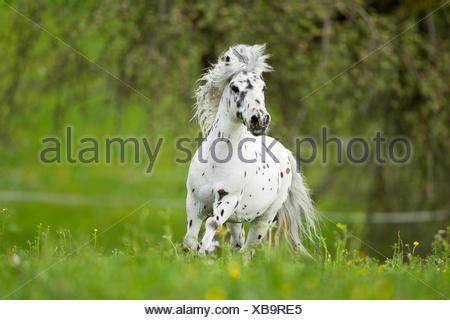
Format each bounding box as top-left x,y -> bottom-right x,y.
412,241 -> 419,254
217,226 -> 228,238
227,262 -> 240,279
336,223 -> 346,230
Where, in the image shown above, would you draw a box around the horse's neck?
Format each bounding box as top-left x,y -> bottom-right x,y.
207,94 -> 247,144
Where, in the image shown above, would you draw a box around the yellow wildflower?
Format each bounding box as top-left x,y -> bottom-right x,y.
217,226 -> 228,238
227,262 -> 240,279
412,241 -> 419,254
336,223 -> 346,230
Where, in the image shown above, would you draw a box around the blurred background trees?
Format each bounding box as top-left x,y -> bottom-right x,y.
0,0 -> 449,254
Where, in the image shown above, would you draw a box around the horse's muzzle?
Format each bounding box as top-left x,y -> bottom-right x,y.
249,113 -> 270,136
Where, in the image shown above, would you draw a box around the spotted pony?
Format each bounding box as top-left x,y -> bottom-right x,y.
184,44 -> 318,254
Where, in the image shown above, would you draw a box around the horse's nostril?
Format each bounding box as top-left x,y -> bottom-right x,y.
250,115 -> 259,125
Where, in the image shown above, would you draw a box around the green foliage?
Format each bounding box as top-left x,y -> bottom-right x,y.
431,227 -> 449,262
1,0 -> 449,212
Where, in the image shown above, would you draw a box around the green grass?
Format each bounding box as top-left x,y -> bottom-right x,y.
0,204 -> 448,299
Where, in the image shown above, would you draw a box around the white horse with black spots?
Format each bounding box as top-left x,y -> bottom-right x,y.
184,44 -> 318,254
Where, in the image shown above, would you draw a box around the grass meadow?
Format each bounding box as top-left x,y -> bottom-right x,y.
0,148 -> 448,299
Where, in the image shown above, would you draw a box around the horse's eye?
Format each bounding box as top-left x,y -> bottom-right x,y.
231,85 -> 239,93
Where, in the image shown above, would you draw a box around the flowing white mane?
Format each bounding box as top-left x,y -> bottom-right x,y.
193,44 -> 273,135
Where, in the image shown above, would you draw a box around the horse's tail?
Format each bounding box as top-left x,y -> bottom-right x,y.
277,152 -> 318,254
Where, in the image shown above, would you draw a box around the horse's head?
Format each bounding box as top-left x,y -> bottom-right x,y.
228,70 -> 270,136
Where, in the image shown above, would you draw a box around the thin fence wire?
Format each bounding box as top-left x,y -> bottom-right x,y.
1,190 -> 448,223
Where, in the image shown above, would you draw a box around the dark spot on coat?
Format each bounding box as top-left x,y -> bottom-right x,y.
225,56 -> 230,62
189,220 -> 192,227
220,209 -> 224,216
255,99 -> 260,104
286,168 -> 291,174
218,189 -> 229,200
192,188 -> 195,192
281,172 -> 284,178
258,235 -> 262,239
246,79 -> 253,89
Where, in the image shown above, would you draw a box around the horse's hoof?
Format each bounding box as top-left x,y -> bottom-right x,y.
198,240 -> 219,255
183,237 -> 198,252
207,240 -> 220,253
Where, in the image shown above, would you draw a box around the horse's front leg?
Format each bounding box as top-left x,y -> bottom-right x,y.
183,192 -> 203,251
199,193 -> 238,254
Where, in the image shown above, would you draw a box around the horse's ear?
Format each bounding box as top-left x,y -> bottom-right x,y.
253,43 -> 273,73
232,48 -> 249,64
